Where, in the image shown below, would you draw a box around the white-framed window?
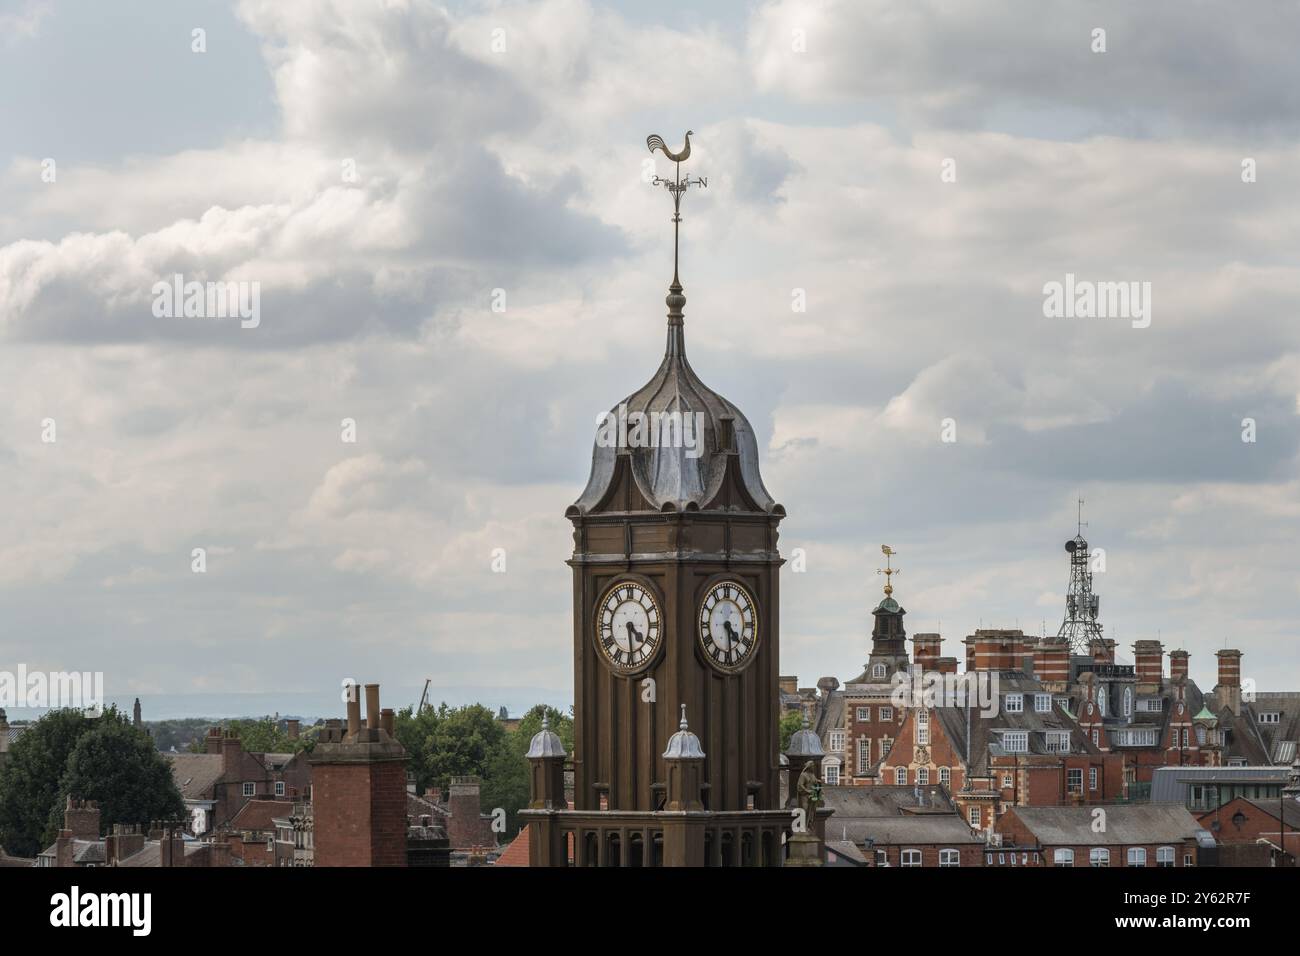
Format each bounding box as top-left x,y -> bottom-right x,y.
1089,767 -> 1098,791
939,849 -> 959,867
1091,729 -> 1100,746
1123,688 -> 1132,717
1096,687 -> 1107,716
1004,694 -> 1023,714
1002,731 -> 1028,753
1259,712 -> 1281,724
900,849 -> 922,867
830,730 -> 845,752
1045,731 -> 1070,753
1002,773 -> 1013,789
857,738 -> 870,772
872,663 -> 887,679
1090,848 -> 1109,868
1034,694 -> 1052,713
243,782 -> 255,797
1127,847 -> 1147,867
881,738 -> 893,757
824,759 -> 840,786
968,806 -> 981,827
1181,729 -> 1189,748
1228,757 -> 1247,767
1067,768 -> 1083,793
1184,853 -> 1193,867
856,706 -> 870,721
1195,725 -> 1207,745
1113,728 -> 1158,747
1054,848 -> 1074,867
875,849 -> 888,866
917,708 -> 930,745
939,767 -> 951,788
275,781 -> 285,797
880,707 -> 894,721
917,768 -> 929,786
1140,698 -> 1163,712
1156,846 -> 1175,867
895,767 -> 907,785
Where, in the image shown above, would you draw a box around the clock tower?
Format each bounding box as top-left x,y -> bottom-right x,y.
522,132 -> 792,866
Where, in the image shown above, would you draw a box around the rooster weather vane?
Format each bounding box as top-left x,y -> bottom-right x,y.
646,130 -> 707,310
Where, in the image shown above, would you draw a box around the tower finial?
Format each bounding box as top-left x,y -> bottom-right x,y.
647,130 -> 707,328
877,545 -> 900,597
679,703 -> 689,731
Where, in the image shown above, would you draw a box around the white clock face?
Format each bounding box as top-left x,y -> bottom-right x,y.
699,580 -> 758,672
596,581 -> 661,672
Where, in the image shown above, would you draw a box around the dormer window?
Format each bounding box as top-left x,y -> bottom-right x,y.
1259,712 -> 1281,725
872,664 -> 887,679
1034,694 -> 1052,713
1004,694 -> 1024,714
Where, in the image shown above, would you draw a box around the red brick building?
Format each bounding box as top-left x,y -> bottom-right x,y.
1198,794 -> 1300,863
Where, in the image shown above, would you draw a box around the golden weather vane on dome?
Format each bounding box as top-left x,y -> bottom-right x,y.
877,545 -> 900,597
646,131 -> 707,314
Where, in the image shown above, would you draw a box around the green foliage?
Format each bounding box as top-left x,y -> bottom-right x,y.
0,708 -> 101,857
395,702 -> 574,837
182,717 -> 315,754
46,718 -> 186,848
779,709 -> 805,752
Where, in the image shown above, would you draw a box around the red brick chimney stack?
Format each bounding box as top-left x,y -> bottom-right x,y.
1133,640 -> 1163,693
286,719 -> 300,740
310,682 -> 410,866
205,726 -> 223,754
1089,638 -> 1116,666
63,797 -> 101,841
912,634 -> 942,672
1169,649 -> 1189,682
1034,640 -> 1070,691
1214,649 -> 1243,716
221,731 -> 242,778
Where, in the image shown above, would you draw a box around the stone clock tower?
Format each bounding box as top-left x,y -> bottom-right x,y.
521,132 -> 791,866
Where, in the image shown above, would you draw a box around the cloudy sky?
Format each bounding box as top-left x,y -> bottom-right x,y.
2,0 -> 1298,717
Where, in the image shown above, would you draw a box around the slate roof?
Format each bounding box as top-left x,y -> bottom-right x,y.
820,784 -> 955,817
37,838 -> 106,865
166,753 -> 225,800
825,840 -> 869,865
839,815 -> 983,846
1243,797 -> 1300,830
117,840 -> 209,868
0,850 -> 34,867
1006,804 -> 1202,846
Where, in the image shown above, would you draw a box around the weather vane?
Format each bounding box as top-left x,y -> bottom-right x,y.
646,131 -> 707,309
877,545 -> 900,597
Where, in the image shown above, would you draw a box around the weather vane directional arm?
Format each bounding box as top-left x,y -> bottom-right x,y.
646,131 -> 706,292
876,544 -> 901,597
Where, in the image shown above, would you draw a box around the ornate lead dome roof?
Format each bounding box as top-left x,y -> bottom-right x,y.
571,288 -> 780,516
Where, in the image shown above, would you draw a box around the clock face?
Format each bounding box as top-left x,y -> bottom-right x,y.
699,580 -> 758,672
595,581 -> 661,673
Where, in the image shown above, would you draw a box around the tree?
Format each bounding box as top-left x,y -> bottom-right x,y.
394,702 -> 510,794
779,709 -> 806,753
482,704 -> 573,835
47,717 -> 185,847
183,717 -> 313,754
0,709 -> 100,857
